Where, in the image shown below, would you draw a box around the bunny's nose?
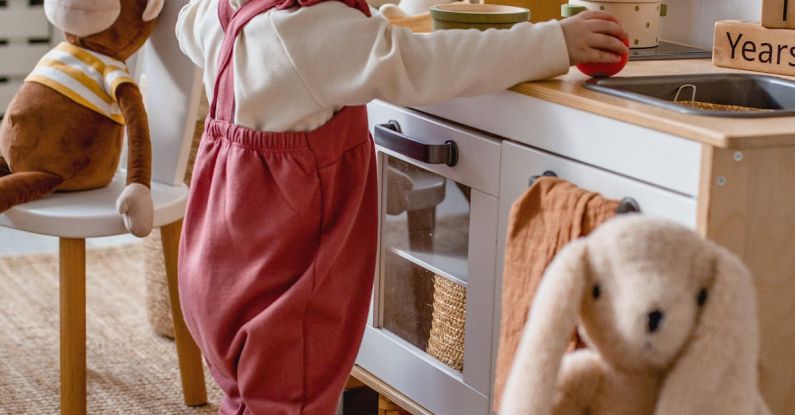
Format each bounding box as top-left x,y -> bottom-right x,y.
647,310 -> 664,333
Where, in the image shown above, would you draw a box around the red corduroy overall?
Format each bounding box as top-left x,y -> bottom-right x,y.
178,1 -> 378,413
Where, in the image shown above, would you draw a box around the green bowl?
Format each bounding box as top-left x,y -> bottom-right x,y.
430,3 -> 530,31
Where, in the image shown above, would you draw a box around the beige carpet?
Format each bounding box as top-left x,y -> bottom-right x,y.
0,244 -> 223,414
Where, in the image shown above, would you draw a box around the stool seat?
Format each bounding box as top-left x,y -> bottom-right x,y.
0,171 -> 188,238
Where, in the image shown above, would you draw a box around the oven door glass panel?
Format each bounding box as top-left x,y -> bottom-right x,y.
380,156 -> 470,372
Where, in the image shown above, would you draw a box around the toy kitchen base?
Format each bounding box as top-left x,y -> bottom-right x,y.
356,76 -> 795,413
358,98 -> 702,414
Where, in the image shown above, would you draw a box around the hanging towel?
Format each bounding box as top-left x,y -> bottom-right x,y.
492,177 -> 620,412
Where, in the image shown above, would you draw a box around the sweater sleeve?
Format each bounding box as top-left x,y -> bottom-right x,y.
271,2 -> 571,108
176,0 -> 217,68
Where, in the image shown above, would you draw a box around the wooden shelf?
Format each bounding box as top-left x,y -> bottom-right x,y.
387,246 -> 468,287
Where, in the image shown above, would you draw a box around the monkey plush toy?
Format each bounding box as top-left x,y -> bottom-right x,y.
0,0 -> 164,237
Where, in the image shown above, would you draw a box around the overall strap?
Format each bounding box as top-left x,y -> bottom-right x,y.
218,0 -> 233,32
210,0 -> 372,122
211,0 -> 283,122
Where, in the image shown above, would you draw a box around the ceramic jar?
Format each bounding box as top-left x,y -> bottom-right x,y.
568,0 -> 668,48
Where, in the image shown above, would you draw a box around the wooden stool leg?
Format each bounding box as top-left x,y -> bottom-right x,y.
60,238 -> 86,415
161,220 -> 207,406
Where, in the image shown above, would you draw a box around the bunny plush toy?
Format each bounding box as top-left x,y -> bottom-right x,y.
500,216 -> 771,415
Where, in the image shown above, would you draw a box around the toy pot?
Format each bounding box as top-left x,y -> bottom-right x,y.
564,0 -> 668,48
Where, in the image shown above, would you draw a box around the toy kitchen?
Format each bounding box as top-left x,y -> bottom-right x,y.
352,0 -> 795,415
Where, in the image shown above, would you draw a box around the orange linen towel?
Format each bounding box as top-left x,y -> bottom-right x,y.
492,177 -> 620,411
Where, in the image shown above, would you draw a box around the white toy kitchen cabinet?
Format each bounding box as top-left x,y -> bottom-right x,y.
358,65 -> 795,414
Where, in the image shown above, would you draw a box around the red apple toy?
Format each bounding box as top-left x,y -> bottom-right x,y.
576,36 -> 629,78
561,4 -> 630,78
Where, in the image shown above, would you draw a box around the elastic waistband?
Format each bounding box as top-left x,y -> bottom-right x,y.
204,119 -> 308,151
203,106 -> 372,167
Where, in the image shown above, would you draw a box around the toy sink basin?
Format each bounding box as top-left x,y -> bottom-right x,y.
584,73 -> 795,117
430,4 -> 530,31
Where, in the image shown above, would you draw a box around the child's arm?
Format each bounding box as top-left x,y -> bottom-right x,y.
273,3 -> 627,108
176,0 -> 224,69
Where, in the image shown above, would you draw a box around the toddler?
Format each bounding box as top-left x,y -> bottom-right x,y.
175,0 -> 627,414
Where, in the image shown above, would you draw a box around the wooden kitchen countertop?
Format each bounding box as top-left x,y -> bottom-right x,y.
511,59 -> 795,148
388,14 -> 794,149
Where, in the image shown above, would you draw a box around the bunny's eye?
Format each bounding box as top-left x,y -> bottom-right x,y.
697,288 -> 708,306
592,283 -> 601,300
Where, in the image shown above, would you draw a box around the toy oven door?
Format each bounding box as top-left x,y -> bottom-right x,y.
357,101 -> 501,415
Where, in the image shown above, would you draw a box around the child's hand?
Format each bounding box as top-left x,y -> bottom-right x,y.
560,10 -> 630,66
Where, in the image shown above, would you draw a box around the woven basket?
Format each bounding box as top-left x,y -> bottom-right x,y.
144,95 -> 207,338
426,275 -> 467,371
676,100 -> 770,113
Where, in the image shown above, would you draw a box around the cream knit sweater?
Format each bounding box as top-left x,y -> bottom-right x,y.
176,0 -> 571,132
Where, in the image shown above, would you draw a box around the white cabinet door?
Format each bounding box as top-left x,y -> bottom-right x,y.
492,140 -> 699,397
497,140 -> 698,279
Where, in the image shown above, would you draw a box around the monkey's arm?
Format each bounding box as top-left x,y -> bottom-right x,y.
114,82 -> 153,237
116,83 -> 151,187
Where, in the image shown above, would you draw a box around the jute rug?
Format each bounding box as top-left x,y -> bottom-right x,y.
0,244 -> 223,414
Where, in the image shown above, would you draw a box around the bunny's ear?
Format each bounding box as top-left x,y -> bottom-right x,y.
499,239 -> 590,415
655,245 -> 761,415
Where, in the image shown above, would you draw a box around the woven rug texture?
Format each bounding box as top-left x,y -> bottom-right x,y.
0,244 -> 222,414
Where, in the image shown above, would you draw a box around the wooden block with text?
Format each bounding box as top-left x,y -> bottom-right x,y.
762,0 -> 795,29
713,20 -> 795,77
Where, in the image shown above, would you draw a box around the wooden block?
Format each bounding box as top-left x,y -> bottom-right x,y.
713,20 -> 795,77
762,0 -> 795,29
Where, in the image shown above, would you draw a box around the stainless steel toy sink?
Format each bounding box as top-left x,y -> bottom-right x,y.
584,74 -> 795,117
